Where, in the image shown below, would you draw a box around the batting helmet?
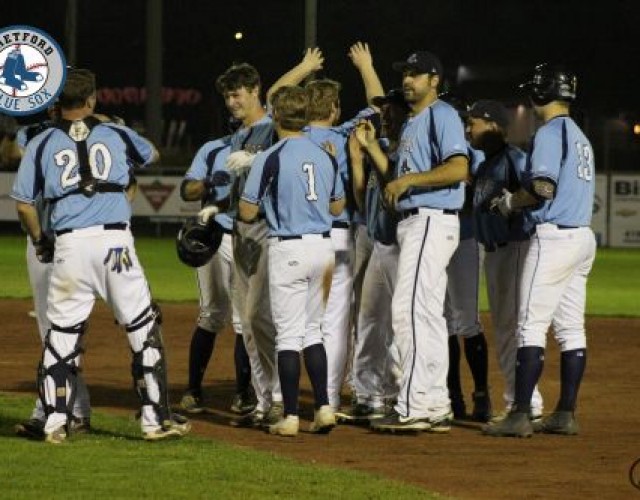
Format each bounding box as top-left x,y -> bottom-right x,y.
520,63 -> 577,105
176,217 -> 223,268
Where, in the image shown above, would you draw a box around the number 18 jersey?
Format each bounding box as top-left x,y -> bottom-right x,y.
524,116 -> 595,232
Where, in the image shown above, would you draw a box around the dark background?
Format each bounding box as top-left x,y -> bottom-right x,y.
3,0 -> 640,166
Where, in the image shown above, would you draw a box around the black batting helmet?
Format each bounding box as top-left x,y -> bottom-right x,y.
176,217 -> 223,268
520,63 -> 577,106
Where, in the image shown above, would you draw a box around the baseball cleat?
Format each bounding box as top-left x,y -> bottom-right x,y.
230,390 -> 257,415
470,391 -> 492,423
14,418 -> 45,440
269,415 -> 299,437
532,411 -> 579,435
370,411 -> 429,433
424,411 -> 453,434
482,411 -> 533,438
263,402 -> 284,427
309,405 -> 336,434
336,403 -> 387,425
230,409 -> 265,428
44,425 -> 68,444
179,391 -> 205,414
143,415 -> 191,441
69,417 -> 91,434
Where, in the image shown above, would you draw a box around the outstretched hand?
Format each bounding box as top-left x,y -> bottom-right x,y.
300,47 -> 324,73
348,42 -> 373,70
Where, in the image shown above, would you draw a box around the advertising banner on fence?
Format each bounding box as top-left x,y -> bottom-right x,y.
610,175 -> 640,247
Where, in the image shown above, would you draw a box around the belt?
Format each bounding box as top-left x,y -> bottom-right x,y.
527,224 -> 580,236
332,221 -> 350,229
55,222 -> 128,237
221,227 -> 233,235
399,207 -> 458,220
271,231 -> 331,242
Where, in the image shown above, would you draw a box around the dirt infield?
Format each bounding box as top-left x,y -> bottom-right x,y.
2,298 -> 639,499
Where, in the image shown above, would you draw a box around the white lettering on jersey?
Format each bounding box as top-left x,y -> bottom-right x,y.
302,162 -> 319,201
54,143 -> 113,188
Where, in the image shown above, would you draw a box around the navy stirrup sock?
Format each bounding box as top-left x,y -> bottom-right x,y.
303,343 -> 330,410
277,350 -> 301,416
188,327 -> 216,394
557,348 -> 587,412
513,346 -> 545,413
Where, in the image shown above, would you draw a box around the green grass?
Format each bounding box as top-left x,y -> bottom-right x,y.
0,394 -> 436,499
1,235 -> 637,316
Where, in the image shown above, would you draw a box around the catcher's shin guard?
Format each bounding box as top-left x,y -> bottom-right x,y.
127,303 -> 172,428
37,322 -> 85,420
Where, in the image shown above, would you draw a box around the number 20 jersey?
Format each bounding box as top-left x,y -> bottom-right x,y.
11,123 -> 155,231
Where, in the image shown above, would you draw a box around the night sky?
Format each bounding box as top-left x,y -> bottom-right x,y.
3,0 -> 640,133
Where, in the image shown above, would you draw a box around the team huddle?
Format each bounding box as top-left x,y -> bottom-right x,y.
10,42 -> 596,443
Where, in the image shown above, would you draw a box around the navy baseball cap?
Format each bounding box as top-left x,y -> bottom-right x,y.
371,88 -> 408,108
468,100 -> 510,129
392,51 -> 443,77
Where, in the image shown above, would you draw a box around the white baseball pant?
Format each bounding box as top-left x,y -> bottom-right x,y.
392,209 -> 459,419
268,235 -> 334,351
26,237 -> 90,422
44,225 -> 165,434
517,224 -> 597,351
232,220 -> 281,413
353,241 -> 400,407
485,240 -> 543,415
322,226 -> 355,409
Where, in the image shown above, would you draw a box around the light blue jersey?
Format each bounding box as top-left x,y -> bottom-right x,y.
395,100 -> 468,211
184,136 -> 233,230
473,144 -> 529,249
304,107 -> 376,224
241,136 -> 344,237
523,116 -> 595,232
11,121 -> 154,231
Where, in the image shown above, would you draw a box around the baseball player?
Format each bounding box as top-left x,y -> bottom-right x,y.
239,85 -> 345,436
337,88 -> 408,424
216,59 -> 324,428
267,43 -> 383,410
436,93 -> 492,422
484,64 -> 596,437
178,135 -> 255,415
11,68 -> 190,443
466,99 -> 544,423
358,51 -> 470,433
14,110 -> 134,439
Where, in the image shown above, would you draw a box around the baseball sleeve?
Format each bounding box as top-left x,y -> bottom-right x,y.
529,126 -> 563,183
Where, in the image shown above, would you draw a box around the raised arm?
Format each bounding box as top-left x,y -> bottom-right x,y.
348,42 -> 384,108
266,48 -> 324,105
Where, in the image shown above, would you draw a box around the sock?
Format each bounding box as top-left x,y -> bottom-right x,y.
447,336 -> 463,399
464,332 -> 489,392
234,334 -> 252,394
277,350 -> 301,416
303,343 -> 330,410
557,348 -> 587,412
513,346 -> 545,413
187,327 -> 216,395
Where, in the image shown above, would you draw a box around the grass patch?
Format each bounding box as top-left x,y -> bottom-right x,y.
0,393 -> 436,499
0,235 -> 638,316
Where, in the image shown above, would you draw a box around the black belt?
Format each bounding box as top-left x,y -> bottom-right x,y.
332,221 -> 350,229
55,222 -> 128,237
221,227 -> 233,235
271,231 -> 331,242
527,224 -> 579,236
399,207 -> 458,220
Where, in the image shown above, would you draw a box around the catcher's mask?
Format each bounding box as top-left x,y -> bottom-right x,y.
176,217 -> 223,268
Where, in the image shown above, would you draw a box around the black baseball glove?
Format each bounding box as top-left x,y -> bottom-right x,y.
33,234 -> 54,264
